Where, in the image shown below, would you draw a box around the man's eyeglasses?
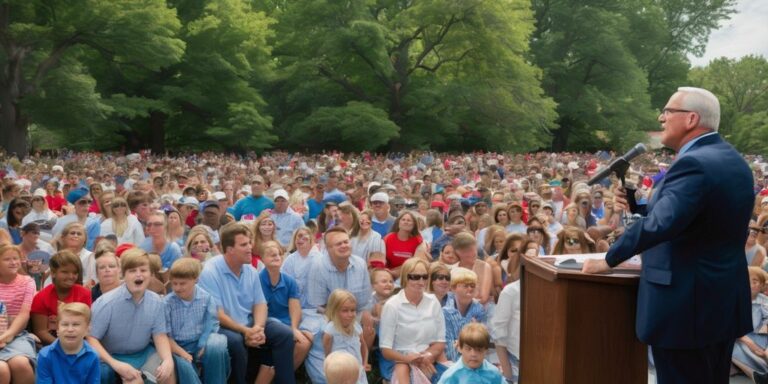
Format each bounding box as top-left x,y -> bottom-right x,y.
662,108 -> 694,116
407,273 -> 429,281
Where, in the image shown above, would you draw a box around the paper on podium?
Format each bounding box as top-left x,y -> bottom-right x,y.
548,253 -> 642,272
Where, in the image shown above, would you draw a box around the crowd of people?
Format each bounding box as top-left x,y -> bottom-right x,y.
1,148 -> 768,384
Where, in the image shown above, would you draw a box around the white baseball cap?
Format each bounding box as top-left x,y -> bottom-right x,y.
370,192 -> 389,203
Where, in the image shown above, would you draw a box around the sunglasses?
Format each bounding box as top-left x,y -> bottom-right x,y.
431,273 -> 450,282
407,273 -> 429,281
527,228 -> 544,235
76,199 -> 93,205
565,237 -> 580,246
112,203 -> 127,208
508,248 -> 519,253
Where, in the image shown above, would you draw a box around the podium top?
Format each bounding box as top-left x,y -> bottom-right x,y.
523,254 -> 640,286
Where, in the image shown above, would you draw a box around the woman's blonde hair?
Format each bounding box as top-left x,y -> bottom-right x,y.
57,222 -> 87,251
325,289 -> 357,336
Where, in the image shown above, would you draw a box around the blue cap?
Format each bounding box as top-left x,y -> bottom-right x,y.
66,187 -> 89,204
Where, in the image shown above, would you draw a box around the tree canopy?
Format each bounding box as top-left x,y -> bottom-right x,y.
0,0 -> 750,156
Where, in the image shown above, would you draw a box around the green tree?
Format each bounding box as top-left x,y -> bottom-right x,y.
0,0 -> 184,155
530,0 -> 736,152
269,0 -> 556,152
689,55 -> 768,153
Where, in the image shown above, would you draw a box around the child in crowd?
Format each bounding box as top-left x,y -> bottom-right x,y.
323,289 -> 369,384
370,268 -> 395,320
259,241 -> 313,374
165,257 -> 230,384
732,266 -> 768,383
437,323 -> 504,384
0,244 -> 36,383
87,247 -> 199,384
442,267 -> 487,362
36,303 -> 100,383
31,250 -> 92,346
324,351 -> 363,384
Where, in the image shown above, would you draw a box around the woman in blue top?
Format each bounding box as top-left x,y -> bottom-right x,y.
139,211 -> 181,270
259,241 -> 313,372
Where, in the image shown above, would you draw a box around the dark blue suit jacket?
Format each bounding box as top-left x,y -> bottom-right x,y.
606,134 -> 753,349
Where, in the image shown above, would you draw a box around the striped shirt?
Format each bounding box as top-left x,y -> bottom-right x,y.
306,253 -> 372,312
0,274 -> 36,317
442,295 -> 488,362
164,286 -> 219,351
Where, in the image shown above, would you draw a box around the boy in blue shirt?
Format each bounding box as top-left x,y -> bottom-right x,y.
438,323 -> 504,384
36,303 -> 100,384
165,257 -> 230,384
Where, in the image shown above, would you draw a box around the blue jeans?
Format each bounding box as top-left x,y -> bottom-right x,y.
99,344 -> 200,384
220,318 -> 295,384
179,333 -> 230,384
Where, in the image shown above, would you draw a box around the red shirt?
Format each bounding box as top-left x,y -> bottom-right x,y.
31,284 -> 92,336
383,233 -> 423,269
45,195 -> 66,213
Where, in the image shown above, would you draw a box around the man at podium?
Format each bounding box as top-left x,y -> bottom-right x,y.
583,87 -> 754,384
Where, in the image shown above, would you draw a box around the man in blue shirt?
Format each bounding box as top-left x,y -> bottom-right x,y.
370,192 -> 395,238
198,223 -> 295,384
270,189 -> 304,247
306,183 -> 325,222
227,176 -> 274,221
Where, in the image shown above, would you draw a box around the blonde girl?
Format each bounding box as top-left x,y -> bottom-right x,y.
323,289 -> 369,383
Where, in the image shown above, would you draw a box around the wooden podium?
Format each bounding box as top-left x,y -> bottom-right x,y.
520,255 -> 647,383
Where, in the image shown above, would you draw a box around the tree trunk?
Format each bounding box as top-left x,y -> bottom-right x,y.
551,118 -> 572,152
0,89 -> 28,157
148,110 -> 166,154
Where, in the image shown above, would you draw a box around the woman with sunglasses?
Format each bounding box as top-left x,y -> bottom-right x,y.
552,226 -> 594,255
379,257 -> 447,383
139,211 -> 182,271
51,187 -> 101,252
746,221 -> 767,268
95,190 -> 114,221
428,262 -> 452,307
99,197 -> 145,246
0,199 -> 30,245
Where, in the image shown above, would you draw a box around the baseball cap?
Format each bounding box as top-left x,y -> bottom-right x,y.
370,192 -> 389,203
212,191 -> 227,201
273,189 -> 289,201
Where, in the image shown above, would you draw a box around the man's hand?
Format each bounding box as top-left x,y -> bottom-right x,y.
582,259 -> 611,274
177,350 -> 193,363
155,358 -> 174,383
612,186 -> 629,213
112,361 -> 142,382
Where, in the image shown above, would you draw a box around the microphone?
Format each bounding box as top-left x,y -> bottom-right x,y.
587,143 -> 647,186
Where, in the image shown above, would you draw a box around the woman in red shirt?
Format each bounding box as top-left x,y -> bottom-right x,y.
383,211 -> 429,278
43,180 -> 65,215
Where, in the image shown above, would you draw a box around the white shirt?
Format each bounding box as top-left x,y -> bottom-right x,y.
21,209 -> 57,227
350,231 -> 385,263
491,281 -> 520,356
100,215 -> 145,245
379,290 -> 446,353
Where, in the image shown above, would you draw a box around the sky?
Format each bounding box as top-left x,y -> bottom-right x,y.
688,0 -> 768,67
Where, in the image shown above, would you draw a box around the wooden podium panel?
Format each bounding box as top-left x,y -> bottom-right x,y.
520,255 -> 647,384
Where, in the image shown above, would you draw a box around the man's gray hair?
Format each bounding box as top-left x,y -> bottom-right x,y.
677,87 -> 720,131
